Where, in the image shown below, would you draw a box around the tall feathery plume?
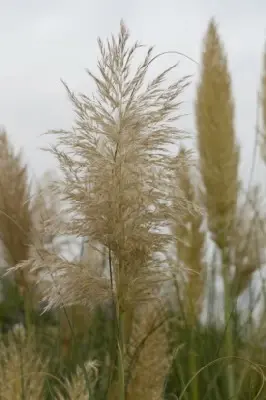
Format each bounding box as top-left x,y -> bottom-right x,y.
195,18 -> 239,398
12,21 -> 190,398
195,19 -> 239,253
232,187 -> 266,297
166,147 -> 205,400
238,46 -> 266,299
174,147 -> 205,323
30,170 -> 70,335
0,130 -> 36,330
0,130 -> 32,286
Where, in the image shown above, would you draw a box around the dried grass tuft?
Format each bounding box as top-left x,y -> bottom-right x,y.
0,329 -> 48,400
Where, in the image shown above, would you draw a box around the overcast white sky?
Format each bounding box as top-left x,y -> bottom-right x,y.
0,0 -> 265,187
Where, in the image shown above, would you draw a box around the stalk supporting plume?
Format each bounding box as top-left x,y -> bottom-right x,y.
195,18 -> 239,399
12,20 -> 190,398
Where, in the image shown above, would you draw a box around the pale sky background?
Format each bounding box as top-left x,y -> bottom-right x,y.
0,0 -> 266,189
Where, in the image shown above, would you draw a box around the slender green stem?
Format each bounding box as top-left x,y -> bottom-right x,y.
24,290 -> 32,333
222,249 -> 236,399
117,311 -> 126,400
189,328 -> 199,400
